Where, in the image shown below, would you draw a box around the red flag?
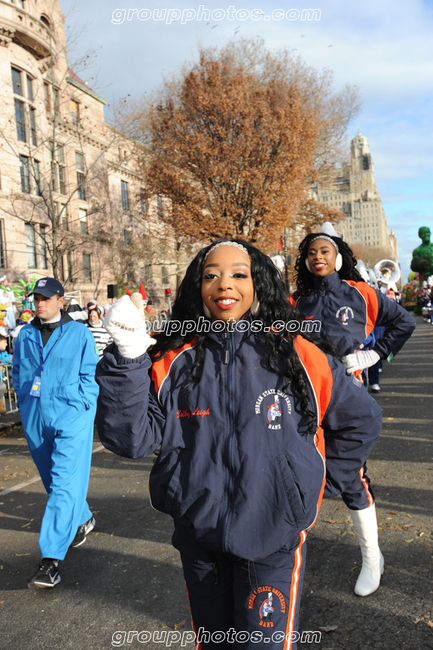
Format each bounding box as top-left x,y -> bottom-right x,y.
277,237 -> 283,250
139,282 -> 148,301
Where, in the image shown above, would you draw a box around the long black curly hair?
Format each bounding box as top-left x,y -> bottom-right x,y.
293,232 -> 364,298
149,238 -> 333,435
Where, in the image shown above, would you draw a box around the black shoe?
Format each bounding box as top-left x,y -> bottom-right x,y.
70,516 -> 96,548
28,559 -> 60,589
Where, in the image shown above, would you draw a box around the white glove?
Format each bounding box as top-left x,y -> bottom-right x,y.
342,349 -> 380,375
103,294 -> 156,359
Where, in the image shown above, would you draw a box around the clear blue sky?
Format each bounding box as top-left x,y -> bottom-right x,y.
61,0 -> 433,282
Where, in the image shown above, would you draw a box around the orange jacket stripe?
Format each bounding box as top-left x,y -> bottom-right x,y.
152,339 -> 197,400
293,336 -> 333,523
283,530 -> 307,650
359,467 -> 374,507
343,280 -> 379,339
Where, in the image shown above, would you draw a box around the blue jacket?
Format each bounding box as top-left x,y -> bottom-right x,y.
12,317 -> 99,432
294,273 -> 415,358
0,350 -> 12,383
96,328 -> 382,561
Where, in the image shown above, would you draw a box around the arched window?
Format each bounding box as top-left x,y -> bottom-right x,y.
40,15 -> 50,28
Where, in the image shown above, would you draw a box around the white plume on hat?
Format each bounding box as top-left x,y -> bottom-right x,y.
321,222 -> 340,238
270,255 -> 285,273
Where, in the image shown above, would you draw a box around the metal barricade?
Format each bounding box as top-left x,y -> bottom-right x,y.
2,364 -> 18,413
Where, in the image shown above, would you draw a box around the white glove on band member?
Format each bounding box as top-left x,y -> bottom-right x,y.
103,294 -> 156,359
342,349 -> 380,375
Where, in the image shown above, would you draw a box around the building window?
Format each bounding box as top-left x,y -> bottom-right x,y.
20,155 -> 30,193
12,67 -> 37,144
40,14 -> 51,28
121,180 -> 129,210
53,87 -> 60,114
59,204 -> 68,230
39,225 -> 48,269
156,195 -> 163,217
44,82 -> 51,112
140,188 -> 147,215
71,100 -> 79,124
161,266 -> 169,284
26,75 -> 33,101
49,143 -> 66,194
67,253 -> 73,281
11,67 -> 22,95
123,229 -> 131,245
82,253 -> 91,283
77,172 -> 86,200
15,99 -> 27,142
79,208 -> 87,233
0,221 -> 5,268
60,254 -> 73,283
76,152 -> 86,201
34,160 -> 41,196
56,146 -> 66,194
25,223 -> 37,267
29,107 -> 37,145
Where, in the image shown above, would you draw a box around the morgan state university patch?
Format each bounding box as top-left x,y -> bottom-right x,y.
255,390 -> 292,430
248,586 -> 286,628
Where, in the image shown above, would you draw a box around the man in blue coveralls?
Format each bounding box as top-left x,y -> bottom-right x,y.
12,277 -> 99,588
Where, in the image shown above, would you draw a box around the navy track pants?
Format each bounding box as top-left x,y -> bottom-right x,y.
172,527 -> 308,650
340,463 -> 375,510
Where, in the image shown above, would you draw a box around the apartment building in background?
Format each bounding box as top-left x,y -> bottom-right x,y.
312,131 -> 398,263
0,0 -> 176,307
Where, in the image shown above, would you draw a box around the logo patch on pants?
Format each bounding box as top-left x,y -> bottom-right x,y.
248,585 -> 286,628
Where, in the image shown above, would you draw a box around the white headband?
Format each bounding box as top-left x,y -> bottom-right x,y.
0,275 -> 6,283
308,235 -> 339,252
204,241 -> 250,260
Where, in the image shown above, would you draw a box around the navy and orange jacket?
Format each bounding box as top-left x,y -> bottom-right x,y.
293,273 -> 415,358
95,326 -> 382,561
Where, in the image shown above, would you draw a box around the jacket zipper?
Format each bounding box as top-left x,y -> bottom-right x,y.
221,330 -> 234,552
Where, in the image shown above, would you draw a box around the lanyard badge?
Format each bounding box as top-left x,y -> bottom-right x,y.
30,376 -> 41,397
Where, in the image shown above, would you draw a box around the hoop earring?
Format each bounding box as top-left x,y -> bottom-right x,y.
305,258 -> 312,273
250,294 -> 260,317
335,253 -> 343,272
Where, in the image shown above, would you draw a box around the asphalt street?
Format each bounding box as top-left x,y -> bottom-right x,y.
0,315 -> 432,650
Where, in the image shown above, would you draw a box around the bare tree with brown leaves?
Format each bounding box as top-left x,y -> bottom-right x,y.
122,39 -> 361,248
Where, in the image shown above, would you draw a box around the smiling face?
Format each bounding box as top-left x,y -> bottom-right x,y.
88,310 -> 100,325
201,245 -> 254,321
307,238 -> 338,277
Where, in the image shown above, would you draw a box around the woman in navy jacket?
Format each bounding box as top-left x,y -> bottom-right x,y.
292,224 -> 415,598
96,239 -> 382,650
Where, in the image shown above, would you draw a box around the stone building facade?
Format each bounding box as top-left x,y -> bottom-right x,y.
0,0 -> 177,308
312,132 -> 398,262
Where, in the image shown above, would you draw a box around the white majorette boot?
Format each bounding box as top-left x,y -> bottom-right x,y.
350,503 -> 384,596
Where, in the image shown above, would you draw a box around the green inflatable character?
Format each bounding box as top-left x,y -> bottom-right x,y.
411,226 -> 433,283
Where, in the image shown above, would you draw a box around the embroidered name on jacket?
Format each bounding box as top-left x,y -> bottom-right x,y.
176,408 -> 210,419
255,390 -> 292,430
